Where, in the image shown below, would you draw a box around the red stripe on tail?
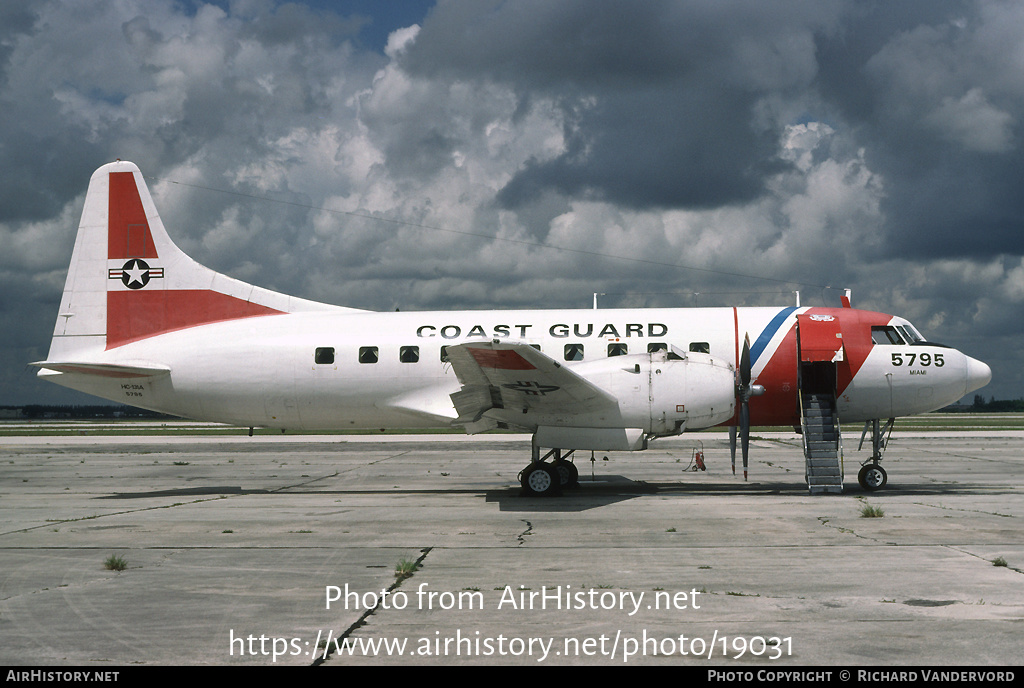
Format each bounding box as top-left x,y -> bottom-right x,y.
106,290 -> 283,349
109,172 -> 158,260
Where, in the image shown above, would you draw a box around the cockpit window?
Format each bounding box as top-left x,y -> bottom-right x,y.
871,326 -> 905,345
896,325 -> 924,344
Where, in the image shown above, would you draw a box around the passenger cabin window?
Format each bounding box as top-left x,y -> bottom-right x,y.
608,343 -> 628,357
871,326 -> 905,345
314,347 -> 335,365
530,344 -> 542,352
400,346 -> 420,363
359,346 -> 379,364
689,342 -> 710,354
440,346 -> 450,363
648,343 -> 667,353
564,343 -> 584,361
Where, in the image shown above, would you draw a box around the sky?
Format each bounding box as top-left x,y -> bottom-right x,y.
2,0 -> 1023,405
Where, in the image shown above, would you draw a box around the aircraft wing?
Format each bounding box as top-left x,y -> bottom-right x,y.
445,341 -> 619,433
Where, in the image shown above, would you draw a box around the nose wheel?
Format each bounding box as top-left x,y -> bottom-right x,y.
857,418 -> 894,491
857,463 -> 887,491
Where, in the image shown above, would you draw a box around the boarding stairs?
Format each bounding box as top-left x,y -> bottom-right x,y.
801,392 -> 844,494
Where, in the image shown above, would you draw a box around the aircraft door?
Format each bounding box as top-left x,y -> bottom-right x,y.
796,314 -> 843,397
797,314 -> 844,364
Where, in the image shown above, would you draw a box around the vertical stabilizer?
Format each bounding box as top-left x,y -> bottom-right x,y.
43,160 -> 348,364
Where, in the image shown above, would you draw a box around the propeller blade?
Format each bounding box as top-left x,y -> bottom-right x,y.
740,400 -> 749,481
735,333 -> 752,480
729,425 -> 737,475
740,334 -> 751,389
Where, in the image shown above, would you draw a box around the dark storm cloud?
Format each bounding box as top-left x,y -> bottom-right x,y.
808,1 -> 1024,260
400,0 -> 1024,261
241,1 -> 368,46
0,0 -> 104,223
402,0 -> 843,209
494,89 -> 788,209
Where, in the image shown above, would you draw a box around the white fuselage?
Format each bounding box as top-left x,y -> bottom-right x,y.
48,305 -> 990,433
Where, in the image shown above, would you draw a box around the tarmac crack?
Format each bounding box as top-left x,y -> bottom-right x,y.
0,496 -> 236,537
516,520 -> 533,546
271,471 -> 340,492
911,447 -> 1020,466
913,501 -> 1016,519
2,465 -> 341,537
272,450 -> 411,488
311,546 -> 432,666
816,516 -> 892,544
944,545 -> 1024,575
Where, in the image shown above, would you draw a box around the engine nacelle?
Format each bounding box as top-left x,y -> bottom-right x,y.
534,349 -> 736,451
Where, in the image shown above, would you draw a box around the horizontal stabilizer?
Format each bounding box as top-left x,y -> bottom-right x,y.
31,361 -> 170,379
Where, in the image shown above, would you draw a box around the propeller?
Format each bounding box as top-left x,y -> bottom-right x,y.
731,335 -> 753,480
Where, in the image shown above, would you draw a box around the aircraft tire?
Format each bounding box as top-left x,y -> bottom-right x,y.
521,463 -> 562,497
858,464 -> 887,491
554,460 -> 579,488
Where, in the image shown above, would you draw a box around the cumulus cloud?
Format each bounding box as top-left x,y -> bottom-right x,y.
400,0 -> 842,210
925,88 -> 1014,152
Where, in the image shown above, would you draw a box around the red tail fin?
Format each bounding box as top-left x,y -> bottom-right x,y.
103,168 -> 284,348
45,160 -> 353,359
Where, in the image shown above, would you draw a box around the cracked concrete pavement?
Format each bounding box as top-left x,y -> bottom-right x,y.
1,429 -> 1021,665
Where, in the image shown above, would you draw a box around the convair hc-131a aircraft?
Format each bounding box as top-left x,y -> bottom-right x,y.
34,161 -> 992,496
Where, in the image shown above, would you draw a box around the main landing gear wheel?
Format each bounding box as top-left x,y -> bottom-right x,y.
553,460 -> 579,488
520,463 -> 562,497
858,464 -> 888,491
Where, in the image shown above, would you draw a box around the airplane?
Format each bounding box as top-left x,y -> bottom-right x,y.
33,161 -> 992,496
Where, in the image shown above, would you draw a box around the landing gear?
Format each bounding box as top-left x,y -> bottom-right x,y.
519,440 -> 577,496
857,418 -> 895,492
520,463 -> 562,497
553,459 -> 579,488
857,463 -> 887,491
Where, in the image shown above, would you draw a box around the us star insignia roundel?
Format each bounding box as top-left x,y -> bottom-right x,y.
108,259 -> 164,289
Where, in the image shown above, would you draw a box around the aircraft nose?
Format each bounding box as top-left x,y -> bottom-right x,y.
964,355 -> 992,395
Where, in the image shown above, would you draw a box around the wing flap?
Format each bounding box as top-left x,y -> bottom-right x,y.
445,341 -> 619,432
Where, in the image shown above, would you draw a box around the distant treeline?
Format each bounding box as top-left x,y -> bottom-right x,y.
971,396 -> 1024,412
1,405 -> 177,420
